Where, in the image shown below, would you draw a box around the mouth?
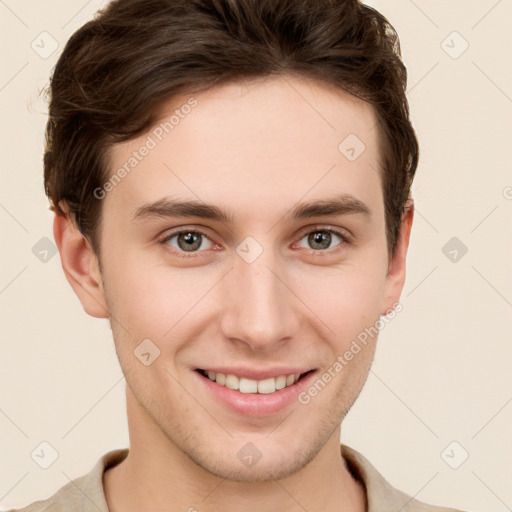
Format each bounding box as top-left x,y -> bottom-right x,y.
195,368 -> 315,395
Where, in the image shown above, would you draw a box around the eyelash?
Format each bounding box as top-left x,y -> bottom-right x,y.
158,226 -> 352,258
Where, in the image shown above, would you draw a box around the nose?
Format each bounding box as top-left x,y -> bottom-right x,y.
218,247 -> 301,352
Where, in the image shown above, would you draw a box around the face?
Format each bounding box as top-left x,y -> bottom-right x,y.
60,74 -> 411,482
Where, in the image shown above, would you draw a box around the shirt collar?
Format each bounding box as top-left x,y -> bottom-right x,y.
78,444 -> 433,511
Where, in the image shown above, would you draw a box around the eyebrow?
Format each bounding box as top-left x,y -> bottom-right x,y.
132,193 -> 371,224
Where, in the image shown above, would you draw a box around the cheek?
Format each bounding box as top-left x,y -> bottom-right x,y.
103,251 -> 215,340
291,258 -> 387,338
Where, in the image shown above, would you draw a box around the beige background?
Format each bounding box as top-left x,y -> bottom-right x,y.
1,0 -> 511,510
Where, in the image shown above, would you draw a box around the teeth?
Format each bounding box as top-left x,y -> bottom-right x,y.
258,377 -> 276,394
240,377 -> 258,393
201,370 -> 303,394
225,374 -> 239,390
275,375 -> 287,390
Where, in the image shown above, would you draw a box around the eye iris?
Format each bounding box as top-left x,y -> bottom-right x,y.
178,232 -> 202,251
171,231 -> 337,253
308,231 -> 331,250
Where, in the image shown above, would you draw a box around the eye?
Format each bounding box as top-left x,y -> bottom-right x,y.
296,228 -> 347,252
159,226 -> 350,258
160,229 -> 214,253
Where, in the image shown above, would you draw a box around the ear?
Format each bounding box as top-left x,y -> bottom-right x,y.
53,210 -> 109,318
380,199 -> 414,315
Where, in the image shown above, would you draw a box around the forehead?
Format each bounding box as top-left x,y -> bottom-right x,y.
104,74 -> 382,223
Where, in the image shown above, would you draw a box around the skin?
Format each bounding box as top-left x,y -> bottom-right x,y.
54,74 -> 413,511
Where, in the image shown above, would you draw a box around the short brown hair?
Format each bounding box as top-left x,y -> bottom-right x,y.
44,0 -> 418,258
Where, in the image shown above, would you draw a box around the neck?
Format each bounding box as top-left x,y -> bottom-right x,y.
104,388 -> 367,512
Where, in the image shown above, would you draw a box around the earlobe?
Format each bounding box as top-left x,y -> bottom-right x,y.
380,200 -> 414,316
53,211 -> 109,319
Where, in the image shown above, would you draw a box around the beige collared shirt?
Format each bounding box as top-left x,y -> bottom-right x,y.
9,445 -> 465,511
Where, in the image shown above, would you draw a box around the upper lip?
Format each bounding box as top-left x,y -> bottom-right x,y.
196,366 -> 314,381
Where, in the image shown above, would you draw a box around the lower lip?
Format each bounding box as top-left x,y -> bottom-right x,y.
195,369 -> 317,417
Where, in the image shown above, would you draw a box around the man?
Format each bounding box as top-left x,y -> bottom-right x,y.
12,0 -> 465,510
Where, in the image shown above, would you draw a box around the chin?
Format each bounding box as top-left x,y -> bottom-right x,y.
192,450 -> 310,483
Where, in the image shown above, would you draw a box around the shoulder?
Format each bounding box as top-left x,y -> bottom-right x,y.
6,473 -> 89,512
6,449 -> 128,512
341,444 -> 468,512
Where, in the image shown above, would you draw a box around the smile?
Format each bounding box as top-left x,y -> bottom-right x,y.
196,369 -> 312,394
